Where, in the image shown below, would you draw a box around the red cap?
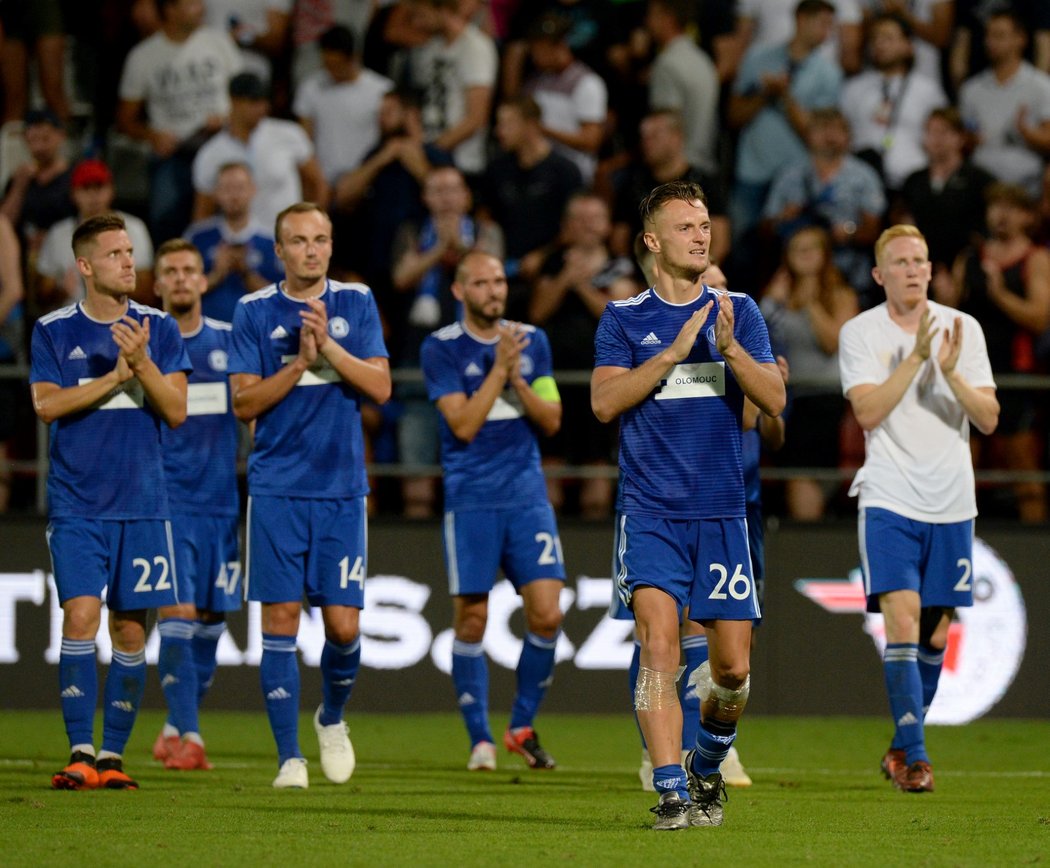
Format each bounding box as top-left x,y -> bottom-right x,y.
71,159 -> 113,189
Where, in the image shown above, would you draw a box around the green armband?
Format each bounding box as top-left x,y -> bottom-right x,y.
531,375 -> 561,402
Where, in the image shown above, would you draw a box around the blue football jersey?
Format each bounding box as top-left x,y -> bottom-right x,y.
742,427 -> 761,508
30,301 -> 192,519
594,286 -> 774,519
421,320 -> 552,511
162,317 -> 240,517
228,280 -> 388,498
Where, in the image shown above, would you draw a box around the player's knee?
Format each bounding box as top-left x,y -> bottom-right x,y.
63,611 -> 101,641
109,618 -> 147,654
710,660 -> 750,691
454,614 -> 487,644
525,604 -> 562,638
638,632 -> 680,670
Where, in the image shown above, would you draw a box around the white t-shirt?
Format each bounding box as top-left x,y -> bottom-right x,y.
192,119 -> 314,232
37,213 -> 154,301
293,67 -> 393,182
526,60 -> 607,184
838,300 -> 996,522
410,24 -> 498,174
119,27 -> 243,140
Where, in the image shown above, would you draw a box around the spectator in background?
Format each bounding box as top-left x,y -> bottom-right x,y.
840,13 -> 947,194
737,0 -> 864,76
529,193 -> 639,518
728,0 -> 842,250
763,108 -> 885,301
0,214 -> 25,513
645,0 -> 720,178
949,0 -> 1050,93
391,165 -> 503,518
523,12 -> 607,186
611,110 -> 731,268
958,8 -> 1050,197
186,162 -> 284,322
192,72 -> 327,234
760,225 -> 857,520
859,0 -> 955,87
294,25 -> 393,188
203,0 -> 292,84
0,0 -> 71,123
1,109 -> 75,257
117,0 -> 243,244
895,107 -> 994,277
35,160 -> 155,312
479,96 -> 583,301
944,183 -> 1050,523
405,0 -> 498,178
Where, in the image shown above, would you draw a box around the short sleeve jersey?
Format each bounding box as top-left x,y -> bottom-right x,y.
228,280 -> 388,498
594,286 -> 775,519
162,318 -> 239,517
838,300 -> 996,522
30,301 -> 192,519
421,320 -> 553,512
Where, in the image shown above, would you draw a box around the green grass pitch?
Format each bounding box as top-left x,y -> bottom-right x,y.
1,711 -> 1047,866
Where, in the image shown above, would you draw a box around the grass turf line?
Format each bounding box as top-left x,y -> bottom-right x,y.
1,711 -> 1047,867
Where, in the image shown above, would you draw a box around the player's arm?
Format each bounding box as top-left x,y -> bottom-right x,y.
714,293 -> 786,418
591,304 -> 712,423
937,317 -> 999,435
230,327 -> 317,421
300,298 -> 391,404
510,372 -> 561,437
31,368 -> 132,424
111,316 -> 188,427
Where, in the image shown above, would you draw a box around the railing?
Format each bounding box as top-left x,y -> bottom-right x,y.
4,364 -> 1050,515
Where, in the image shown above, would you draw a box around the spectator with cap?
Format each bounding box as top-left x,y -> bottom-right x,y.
293,25 -> 394,187
192,71 -> 327,233
186,162 -> 283,322
34,159 -> 155,311
116,0 -> 243,243
0,109 -> 75,256
522,11 -> 608,186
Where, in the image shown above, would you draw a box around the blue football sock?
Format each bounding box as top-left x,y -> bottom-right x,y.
158,618 -> 200,736
59,638 -> 97,750
917,644 -> 945,718
509,631 -> 558,730
680,633 -> 709,750
451,639 -> 492,746
653,763 -> 690,801
628,639 -> 647,749
260,633 -> 302,764
100,648 -> 146,755
691,716 -> 736,776
319,636 -> 361,726
193,621 -> 226,706
883,643 -> 927,763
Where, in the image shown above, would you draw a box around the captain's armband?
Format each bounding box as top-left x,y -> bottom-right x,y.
530,375 -> 560,402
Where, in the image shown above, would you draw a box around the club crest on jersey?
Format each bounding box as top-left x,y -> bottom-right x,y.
519,354 -> 534,378
329,316 -> 349,338
208,349 -> 228,372
706,325 -> 717,347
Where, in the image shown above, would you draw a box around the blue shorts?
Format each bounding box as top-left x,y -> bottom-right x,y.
46,518 -> 181,610
443,503 -> 566,596
859,507 -> 975,613
171,512 -> 242,613
246,495 -> 367,608
613,514 -> 760,622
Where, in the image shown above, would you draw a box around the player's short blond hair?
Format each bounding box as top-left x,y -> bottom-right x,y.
874,224 -> 928,265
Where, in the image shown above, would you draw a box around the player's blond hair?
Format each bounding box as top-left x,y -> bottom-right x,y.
874,224 -> 928,265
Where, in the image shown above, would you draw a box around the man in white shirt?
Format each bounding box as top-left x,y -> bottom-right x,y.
838,225 -> 998,795
293,25 -> 393,185
192,72 -> 327,233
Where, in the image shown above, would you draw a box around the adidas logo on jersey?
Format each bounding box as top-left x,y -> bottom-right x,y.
68,346 -> 87,360
897,711 -> 919,726
267,687 -> 292,701
60,684 -> 85,698
641,332 -> 661,345
465,362 -> 483,376
458,692 -> 477,706
270,325 -> 289,339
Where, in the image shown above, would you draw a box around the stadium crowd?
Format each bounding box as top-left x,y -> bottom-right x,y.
2,0 -> 1050,522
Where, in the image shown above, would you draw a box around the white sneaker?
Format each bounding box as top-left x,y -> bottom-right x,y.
719,746 -> 752,788
639,748 -> 655,792
313,706 -> 356,783
467,740 -> 497,771
273,757 -> 308,789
